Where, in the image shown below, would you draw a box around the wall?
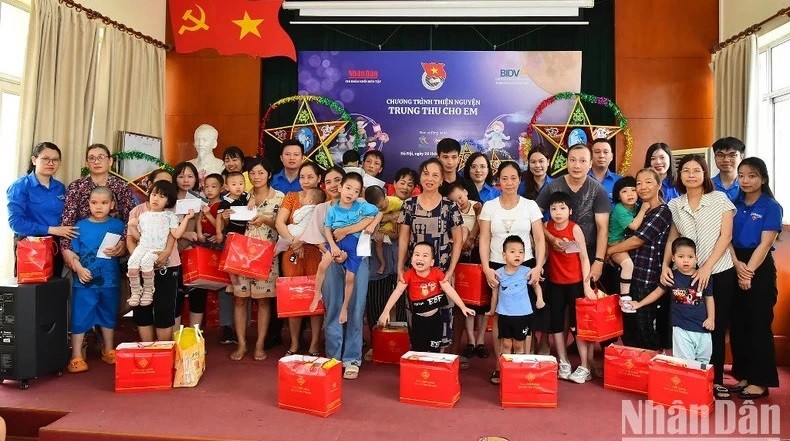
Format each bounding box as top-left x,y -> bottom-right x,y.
76,0 -> 167,42
720,0 -> 790,40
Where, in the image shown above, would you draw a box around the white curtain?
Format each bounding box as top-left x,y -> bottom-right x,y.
712,35 -> 758,150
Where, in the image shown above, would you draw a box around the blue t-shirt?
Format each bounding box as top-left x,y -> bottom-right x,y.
733,193 -> 783,249
325,200 -> 379,237
589,169 -> 622,203
271,170 -> 302,194
495,266 -> 533,316
71,217 -> 125,289
666,271 -> 712,333
712,174 -> 740,201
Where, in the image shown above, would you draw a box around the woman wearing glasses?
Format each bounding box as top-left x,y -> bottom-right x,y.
7,142 -> 77,276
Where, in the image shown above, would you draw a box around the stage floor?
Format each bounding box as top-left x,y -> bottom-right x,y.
2,325 -> 789,441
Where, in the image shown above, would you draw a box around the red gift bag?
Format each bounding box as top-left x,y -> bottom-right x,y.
648,354 -> 714,415
115,342 -> 175,393
454,263 -> 491,306
278,355 -> 342,418
372,322 -> 410,364
276,276 -> 325,318
16,236 -> 56,283
499,354 -> 558,408
218,233 -> 275,279
604,344 -> 658,395
399,351 -> 460,408
204,290 -> 219,328
181,247 -> 231,290
575,295 -> 623,342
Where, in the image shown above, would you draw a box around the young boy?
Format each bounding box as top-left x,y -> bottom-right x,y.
362,150 -> 385,177
487,236 -> 544,356
446,182 -> 482,247
378,242 -> 476,352
342,149 -> 361,168
544,191 -> 597,384
66,187 -> 126,373
215,171 -> 249,244
364,185 -> 403,274
196,173 -> 223,246
608,176 -> 650,299
629,237 -> 715,362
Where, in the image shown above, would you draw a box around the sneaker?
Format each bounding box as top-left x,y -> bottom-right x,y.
558,360 -> 572,380
569,366 -> 592,384
219,326 -> 237,345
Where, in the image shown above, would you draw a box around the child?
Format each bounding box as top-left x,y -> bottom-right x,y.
608,176 -> 650,297
196,173 -> 223,245
629,237 -> 715,362
66,187 -> 126,373
364,185 -> 403,274
544,191 -> 598,384
362,150 -> 385,177
215,172 -> 250,243
127,181 -> 194,307
447,182 -> 482,248
342,149 -> 361,168
486,236 -> 545,356
311,172 -> 382,323
378,241 -> 476,352
287,187 -> 326,239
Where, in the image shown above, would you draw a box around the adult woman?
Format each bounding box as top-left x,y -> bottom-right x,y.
644,142 -> 679,202
520,145 -> 554,200
172,161 -> 203,326
728,157 -> 781,399
61,144 -> 135,263
479,161 -> 545,383
662,155 -> 736,399
275,162 -> 324,356
464,152 -> 500,203
606,168 -> 672,350
230,157 -> 284,361
7,142 -> 77,276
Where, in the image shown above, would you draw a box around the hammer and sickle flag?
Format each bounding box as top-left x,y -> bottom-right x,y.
169,0 -> 295,60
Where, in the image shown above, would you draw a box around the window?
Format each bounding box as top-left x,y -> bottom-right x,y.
757,25 -> 790,223
0,0 -> 31,278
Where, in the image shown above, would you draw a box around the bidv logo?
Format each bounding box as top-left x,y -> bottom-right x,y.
500,68 -> 521,77
421,62 -> 447,91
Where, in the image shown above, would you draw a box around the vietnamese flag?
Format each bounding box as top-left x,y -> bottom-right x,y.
169,0 -> 296,60
421,62 -> 447,79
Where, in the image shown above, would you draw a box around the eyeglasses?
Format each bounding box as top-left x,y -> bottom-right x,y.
87,154 -> 109,163
714,152 -> 740,160
681,168 -> 704,175
38,157 -> 61,164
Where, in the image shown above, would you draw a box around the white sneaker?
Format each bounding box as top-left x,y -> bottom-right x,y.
569,366 -> 592,384
558,360 -> 572,380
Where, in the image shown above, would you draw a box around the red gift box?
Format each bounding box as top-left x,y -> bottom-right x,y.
218,232 -> 275,279
604,344 -> 658,395
399,351 -> 460,408
16,236 -> 56,284
499,354 -> 558,408
372,322 -> 410,364
278,355 -> 342,418
454,263 -> 491,306
648,354 -> 714,415
182,247 -> 231,290
575,295 -> 624,342
115,342 -> 175,393
276,276 -> 325,318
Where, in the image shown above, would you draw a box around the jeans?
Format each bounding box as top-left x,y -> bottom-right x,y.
323,258 -> 369,366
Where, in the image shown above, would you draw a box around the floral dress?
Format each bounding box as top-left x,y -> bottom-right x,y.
235,189 -> 285,298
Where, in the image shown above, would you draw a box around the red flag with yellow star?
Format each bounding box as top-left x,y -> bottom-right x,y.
169,0 -> 295,60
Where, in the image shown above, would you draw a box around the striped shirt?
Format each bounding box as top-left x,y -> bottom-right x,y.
668,191 -> 735,274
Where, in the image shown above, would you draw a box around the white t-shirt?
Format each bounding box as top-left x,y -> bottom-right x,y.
138,210 -> 179,250
479,196 -> 543,263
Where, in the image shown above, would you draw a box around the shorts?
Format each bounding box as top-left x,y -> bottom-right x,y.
71,287 -> 120,334
231,274 -> 276,299
326,235 -> 363,273
545,281 -> 584,334
497,314 -> 532,340
410,310 -> 443,352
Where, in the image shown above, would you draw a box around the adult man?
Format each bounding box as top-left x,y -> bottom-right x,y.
188,124 -> 225,183
435,138 -> 481,202
711,136 -> 744,201
271,139 -> 304,194
588,138 -> 622,203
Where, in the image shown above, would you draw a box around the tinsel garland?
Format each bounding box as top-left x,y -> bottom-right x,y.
80,150 -> 173,177
523,92 -> 634,174
258,95 -> 358,156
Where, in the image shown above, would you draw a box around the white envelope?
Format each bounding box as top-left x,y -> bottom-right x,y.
563,240 -> 581,254
229,206 -> 257,221
97,233 -> 122,259
356,232 -> 372,257
363,174 -> 385,189
175,198 -> 203,215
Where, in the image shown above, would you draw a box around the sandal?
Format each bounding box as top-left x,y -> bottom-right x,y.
714,384 -> 731,400
308,351 -> 321,357
285,349 -> 298,356
100,349 -> 116,365
343,364 -> 359,380
462,343 -> 475,358
68,357 -> 88,373
489,370 -> 500,385
363,348 -> 374,362
727,382 -> 747,393
475,344 -> 489,358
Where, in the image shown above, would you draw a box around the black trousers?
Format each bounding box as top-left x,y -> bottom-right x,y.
621,285 -> 660,350
710,267 -> 737,385
730,249 -> 779,388
366,274 -> 406,334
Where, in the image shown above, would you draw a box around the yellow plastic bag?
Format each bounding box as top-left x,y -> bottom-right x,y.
173,325 -> 205,388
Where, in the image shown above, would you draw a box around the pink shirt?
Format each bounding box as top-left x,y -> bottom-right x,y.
128,203 -> 181,267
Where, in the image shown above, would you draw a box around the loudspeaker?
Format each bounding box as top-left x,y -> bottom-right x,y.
0,277 -> 69,389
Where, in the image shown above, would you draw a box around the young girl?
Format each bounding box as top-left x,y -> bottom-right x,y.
378,242 -> 476,352
196,173 -> 223,245
127,181 -> 194,307
607,176 -> 650,298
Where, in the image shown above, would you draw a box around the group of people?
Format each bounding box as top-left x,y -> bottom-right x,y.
6,133 -> 781,399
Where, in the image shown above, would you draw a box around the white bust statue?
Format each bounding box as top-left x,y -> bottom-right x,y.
188,124 -> 225,178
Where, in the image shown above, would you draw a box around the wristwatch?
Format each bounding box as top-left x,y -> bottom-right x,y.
594,257 -> 605,263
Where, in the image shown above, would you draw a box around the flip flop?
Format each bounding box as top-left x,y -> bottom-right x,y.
489,370 -> 500,385
714,384 -> 731,399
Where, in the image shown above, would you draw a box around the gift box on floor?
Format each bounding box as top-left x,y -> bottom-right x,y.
276,276 -> 325,318
278,355 -> 342,418
115,341 -> 175,393
576,295 -> 623,342
648,354 -> 713,414
604,344 -> 658,395
499,354 -> 558,408
16,236 -> 56,284
454,263 -> 491,306
218,232 -> 275,279
399,351 -> 460,408
372,322 -> 410,364
182,246 -> 231,290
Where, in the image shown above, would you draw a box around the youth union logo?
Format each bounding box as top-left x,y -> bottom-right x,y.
421,62 -> 447,91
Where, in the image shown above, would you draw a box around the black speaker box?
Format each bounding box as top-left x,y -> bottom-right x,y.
0,277 -> 69,389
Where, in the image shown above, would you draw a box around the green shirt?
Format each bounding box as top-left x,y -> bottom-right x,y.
608,203 -> 637,244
